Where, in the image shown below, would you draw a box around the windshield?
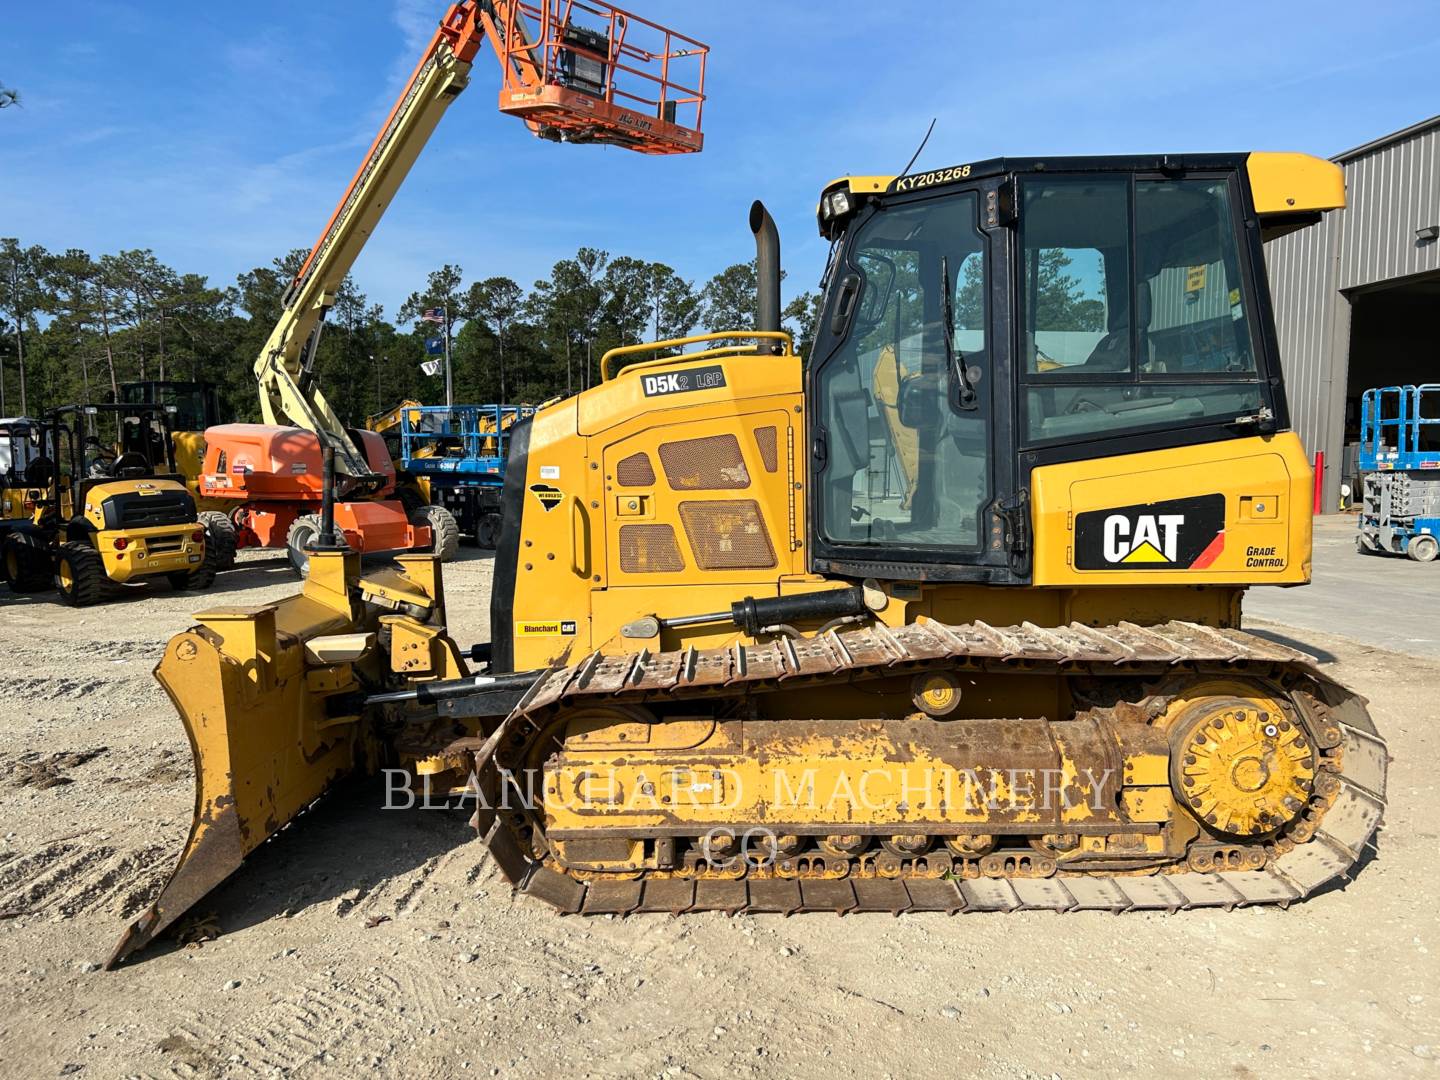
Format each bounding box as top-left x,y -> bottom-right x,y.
120,383 -> 216,433
1019,176 -> 1264,442
814,192 -> 990,552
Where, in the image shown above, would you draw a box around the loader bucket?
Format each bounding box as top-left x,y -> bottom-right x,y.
107,561 -> 366,967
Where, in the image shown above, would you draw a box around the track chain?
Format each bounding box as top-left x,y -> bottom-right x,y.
467,619 -> 1388,915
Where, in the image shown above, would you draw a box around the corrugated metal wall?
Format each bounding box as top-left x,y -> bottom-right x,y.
1337,125 -> 1440,289
1264,116 -> 1440,506
1149,261 -> 1232,330
1264,210 -> 1341,462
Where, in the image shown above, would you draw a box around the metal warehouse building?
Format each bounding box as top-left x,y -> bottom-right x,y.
1266,114 -> 1440,509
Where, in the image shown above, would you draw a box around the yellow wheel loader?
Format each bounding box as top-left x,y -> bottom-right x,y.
2,404 -> 215,605
111,150 -> 1388,965
1,416 -> 51,523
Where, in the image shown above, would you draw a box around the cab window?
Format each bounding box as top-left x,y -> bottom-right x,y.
815,192 -> 990,552
1021,175 -> 1263,443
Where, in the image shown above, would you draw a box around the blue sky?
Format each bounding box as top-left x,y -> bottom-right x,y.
2,1 -> 1436,319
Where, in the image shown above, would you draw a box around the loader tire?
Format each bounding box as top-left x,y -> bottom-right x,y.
54,542 -> 106,607
412,504 -> 460,562
197,510 -> 237,571
284,514 -> 346,579
396,485 -> 427,517
3,533 -> 52,593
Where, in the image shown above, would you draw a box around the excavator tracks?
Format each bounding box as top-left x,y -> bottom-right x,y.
465,619 -> 1388,916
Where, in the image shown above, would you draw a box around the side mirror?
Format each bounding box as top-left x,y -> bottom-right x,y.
896,373 -> 941,430
856,253 -> 895,327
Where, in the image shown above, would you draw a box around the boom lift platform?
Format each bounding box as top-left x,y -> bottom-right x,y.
1357,384 -> 1440,561
475,0 -> 705,152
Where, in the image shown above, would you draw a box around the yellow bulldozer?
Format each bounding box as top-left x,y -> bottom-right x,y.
109,146 -> 1389,964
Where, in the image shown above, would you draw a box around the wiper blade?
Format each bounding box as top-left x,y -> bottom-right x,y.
940,254 -> 978,412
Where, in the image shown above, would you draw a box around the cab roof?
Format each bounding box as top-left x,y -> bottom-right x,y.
818,152 -> 1343,235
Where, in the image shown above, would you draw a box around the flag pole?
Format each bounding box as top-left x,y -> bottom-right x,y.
443,299 -> 453,407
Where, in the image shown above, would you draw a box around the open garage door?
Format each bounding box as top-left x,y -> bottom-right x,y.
1339,269 -> 1440,498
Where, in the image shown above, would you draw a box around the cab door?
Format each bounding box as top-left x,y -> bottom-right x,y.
807,178 -> 1019,582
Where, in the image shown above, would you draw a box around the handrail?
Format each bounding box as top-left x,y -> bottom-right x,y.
600,331 -> 793,382
496,0 -> 708,141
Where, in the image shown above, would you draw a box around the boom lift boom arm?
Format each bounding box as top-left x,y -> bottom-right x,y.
253,0 -> 706,482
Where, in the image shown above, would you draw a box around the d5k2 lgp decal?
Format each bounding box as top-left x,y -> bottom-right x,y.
641,364 -> 726,398
1075,494 -> 1226,571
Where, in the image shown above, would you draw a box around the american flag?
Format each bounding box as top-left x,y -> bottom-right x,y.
421,306 -> 445,324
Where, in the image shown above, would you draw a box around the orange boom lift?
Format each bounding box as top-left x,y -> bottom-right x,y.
199,0 -> 706,573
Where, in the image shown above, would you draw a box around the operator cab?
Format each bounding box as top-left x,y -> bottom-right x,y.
118,380 -> 220,435
808,154 -> 1333,582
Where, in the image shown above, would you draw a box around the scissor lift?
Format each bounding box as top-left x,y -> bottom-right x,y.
398,404 -> 537,548
1357,384 -> 1440,562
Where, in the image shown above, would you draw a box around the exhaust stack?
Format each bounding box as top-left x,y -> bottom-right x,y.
749,200 -> 783,353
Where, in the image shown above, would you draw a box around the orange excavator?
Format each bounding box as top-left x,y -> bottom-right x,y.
197,0 -> 707,574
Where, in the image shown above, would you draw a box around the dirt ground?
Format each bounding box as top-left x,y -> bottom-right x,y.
0,548 -> 1436,1080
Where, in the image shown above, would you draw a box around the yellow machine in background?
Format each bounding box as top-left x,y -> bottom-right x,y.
115,381 -> 239,569
2,405 -> 214,605
110,151 -> 1388,963
365,400 -> 433,506
1,417 -> 48,522
365,400 -> 426,438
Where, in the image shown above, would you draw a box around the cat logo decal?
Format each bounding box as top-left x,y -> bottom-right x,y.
1075,495 -> 1226,571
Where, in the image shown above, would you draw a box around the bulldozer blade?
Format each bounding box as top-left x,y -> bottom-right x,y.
107,605 -> 361,967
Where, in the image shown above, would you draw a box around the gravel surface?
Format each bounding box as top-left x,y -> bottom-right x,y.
0,549 -> 1435,1079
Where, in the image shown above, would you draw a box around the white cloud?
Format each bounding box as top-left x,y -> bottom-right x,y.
392,0 -> 439,56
